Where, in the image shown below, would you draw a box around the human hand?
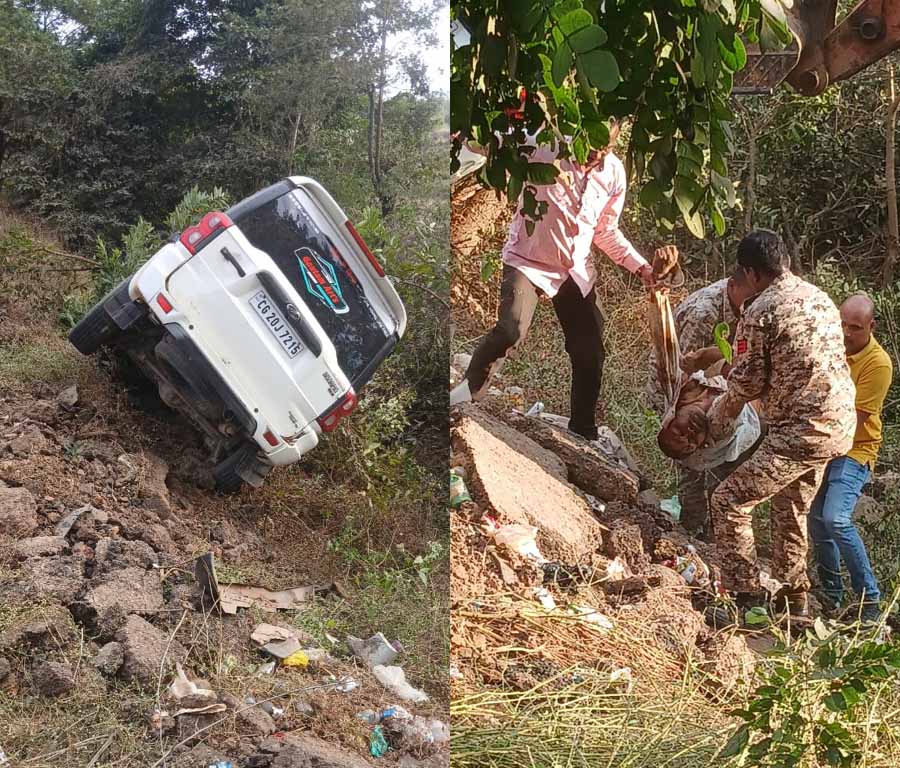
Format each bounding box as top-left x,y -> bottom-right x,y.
681,346 -> 721,374
638,263 -> 656,288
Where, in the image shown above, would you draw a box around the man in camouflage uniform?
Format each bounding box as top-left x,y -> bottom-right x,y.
647,270 -> 756,538
707,230 -> 856,615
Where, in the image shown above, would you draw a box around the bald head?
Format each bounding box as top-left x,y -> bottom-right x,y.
840,293 -> 875,355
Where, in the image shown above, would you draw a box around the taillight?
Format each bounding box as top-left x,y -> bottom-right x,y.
156,294 -> 173,313
345,221 -> 385,277
263,429 -> 279,447
317,390 -> 358,433
179,211 -> 233,255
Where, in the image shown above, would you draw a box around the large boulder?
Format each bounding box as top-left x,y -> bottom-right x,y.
452,406 -> 603,561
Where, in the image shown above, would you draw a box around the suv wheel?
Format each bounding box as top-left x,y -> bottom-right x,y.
69,278 -> 138,355
213,441 -> 274,494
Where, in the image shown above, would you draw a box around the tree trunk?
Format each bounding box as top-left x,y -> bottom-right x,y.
744,123 -> 756,233
883,65 -> 900,288
366,2 -> 393,217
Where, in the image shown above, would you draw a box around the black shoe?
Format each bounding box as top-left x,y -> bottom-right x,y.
569,423 -> 599,441
810,589 -> 841,619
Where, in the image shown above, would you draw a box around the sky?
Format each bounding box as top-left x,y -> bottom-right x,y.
389,0 -> 449,96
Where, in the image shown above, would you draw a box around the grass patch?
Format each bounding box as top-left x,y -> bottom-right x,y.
0,340 -> 80,387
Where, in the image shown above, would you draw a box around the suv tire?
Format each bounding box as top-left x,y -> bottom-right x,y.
68,278 -> 134,354
213,441 -> 273,494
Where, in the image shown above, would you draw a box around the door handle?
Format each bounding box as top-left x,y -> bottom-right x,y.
221,247 -> 246,278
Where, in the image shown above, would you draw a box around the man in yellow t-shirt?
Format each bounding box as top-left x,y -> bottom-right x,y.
809,293 -> 893,622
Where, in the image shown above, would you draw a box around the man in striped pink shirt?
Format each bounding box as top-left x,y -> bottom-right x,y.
452,123 -> 653,440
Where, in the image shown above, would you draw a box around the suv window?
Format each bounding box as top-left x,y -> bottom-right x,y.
237,192 -> 390,384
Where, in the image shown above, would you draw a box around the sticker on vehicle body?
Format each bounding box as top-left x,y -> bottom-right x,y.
295,247 -> 349,315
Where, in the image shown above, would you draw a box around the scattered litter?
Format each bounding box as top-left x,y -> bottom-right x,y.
609,666 -> 633,691
531,587 -> 557,611
324,674 -> 359,693
605,556 -> 632,581
570,605 -> 614,633
251,623 -> 302,645
302,648 -> 331,665
584,493 -> 606,514
662,550 -> 711,588
348,633 -> 401,668
370,725 -> 390,757
487,523 -> 546,563
759,569 -> 785,595
258,701 -> 284,718
0,747 -> 8,766
449,665 -> 463,680
325,632 -> 339,645
262,638 -> 302,659
195,553 -> 339,614
172,702 -> 227,717
488,549 -> 518,585
450,471 -> 472,508
373,665 -> 429,703
208,762 -> 233,768
385,716 -> 449,751
256,661 -> 276,675
744,606 -> 770,627
452,353 -> 472,371
54,505 -> 87,538
450,465 -> 467,480
525,401 -> 545,417
283,650 -> 309,668
168,663 -> 216,701
660,495 -> 681,521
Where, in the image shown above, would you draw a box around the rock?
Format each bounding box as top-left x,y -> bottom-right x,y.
267,734 -> 372,768
55,505 -> 87,538
8,424 -> 49,456
72,541 -> 94,561
0,605 -> 75,651
94,537 -> 158,571
78,440 -> 122,464
22,555 -> 85,604
604,522 -> 649,573
14,536 -> 68,559
84,567 -> 165,616
0,656 -> 10,681
57,384 -> 79,410
173,744 -> 229,768
700,633 -> 756,693
140,453 -> 173,517
238,705 -> 276,736
507,412 -> 641,504
643,564 -> 690,595
95,604 -> 129,641
176,712 -> 221,747
0,486 -> 39,537
122,522 -> 177,555
646,594 -> 705,659
453,406 -> 604,561
116,614 -> 186,686
94,642 -> 125,676
32,661 -> 75,697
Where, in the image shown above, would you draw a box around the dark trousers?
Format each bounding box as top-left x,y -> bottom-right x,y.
465,265 -> 606,438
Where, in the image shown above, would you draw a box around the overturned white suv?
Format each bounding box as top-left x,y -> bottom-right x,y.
69,177 -> 407,492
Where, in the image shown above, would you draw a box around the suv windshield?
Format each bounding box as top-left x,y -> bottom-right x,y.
236,192 -> 391,385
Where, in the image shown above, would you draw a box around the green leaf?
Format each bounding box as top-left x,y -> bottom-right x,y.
813,617 -> 830,641
568,24 -> 608,53
733,34 -> 747,69
719,725 -> 750,758
690,52 -> 705,88
507,172 -> 523,204
577,49 -> 620,92
711,204 -> 726,236
558,9 -> 593,35
526,162 -> 559,184
714,321 -> 733,360
639,179 -> 665,207
674,174 -> 705,217
481,35 -> 508,77
552,43 -> 573,88
840,684 -> 861,707
711,169 -> 736,206
824,691 -> 847,712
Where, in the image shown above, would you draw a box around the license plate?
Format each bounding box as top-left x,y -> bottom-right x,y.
249,289 -> 305,359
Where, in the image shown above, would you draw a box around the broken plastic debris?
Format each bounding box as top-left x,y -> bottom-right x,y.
256,661 -> 276,675
450,471 -> 472,508
173,702 -> 227,717
347,633 -> 400,668
195,553 -> 339,615
208,762 -> 233,768
570,605 -> 614,633
0,747 -> 9,766
660,495 -> 682,521
324,675 -> 359,693
370,725 -> 390,757
449,665 -> 463,680
452,353 -> 472,371
609,667 -> 634,691
525,401 -> 545,417
531,587 -> 557,611
584,493 -> 606,514
283,650 -> 309,668
372,665 -> 429,703
605,556 -> 631,581
491,524 -> 546,563
168,662 -> 215,701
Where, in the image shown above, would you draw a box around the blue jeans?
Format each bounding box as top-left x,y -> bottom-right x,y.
808,456 -> 881,605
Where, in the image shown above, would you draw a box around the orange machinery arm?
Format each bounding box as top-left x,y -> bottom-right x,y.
786,0 -> 900,95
